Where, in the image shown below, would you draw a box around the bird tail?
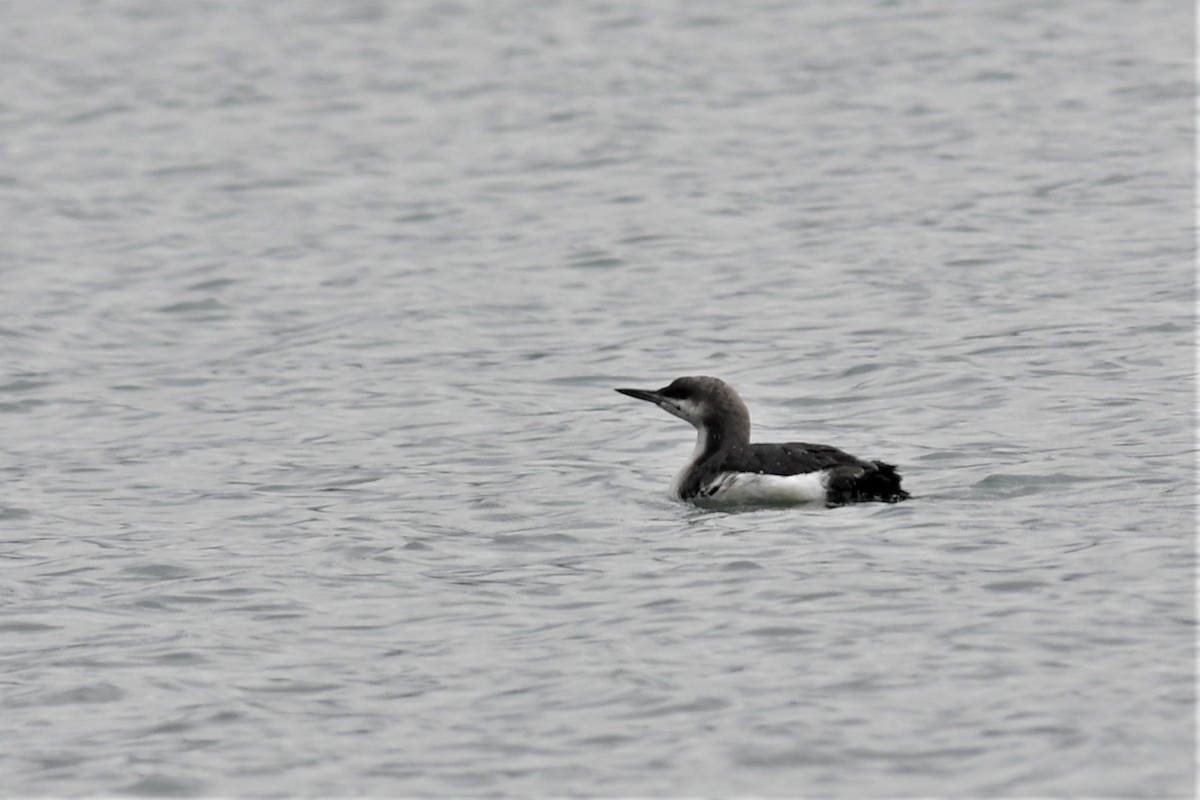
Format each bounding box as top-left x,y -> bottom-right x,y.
826,461 -> 910,506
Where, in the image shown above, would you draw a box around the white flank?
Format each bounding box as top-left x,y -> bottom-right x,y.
697,470 -> 829,507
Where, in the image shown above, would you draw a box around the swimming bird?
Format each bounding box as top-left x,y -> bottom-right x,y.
615,376 -> 909,507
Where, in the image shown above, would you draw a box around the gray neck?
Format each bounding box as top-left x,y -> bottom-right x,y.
702,411 -> 750,454
670,413 -> 749,496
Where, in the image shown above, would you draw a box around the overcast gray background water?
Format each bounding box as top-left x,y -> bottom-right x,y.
1,1 -> 1194,797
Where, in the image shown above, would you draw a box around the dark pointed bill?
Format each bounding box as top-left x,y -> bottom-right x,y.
615,387 -> 663,404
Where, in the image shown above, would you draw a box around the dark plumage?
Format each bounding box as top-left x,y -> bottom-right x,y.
615,376 -> 909,507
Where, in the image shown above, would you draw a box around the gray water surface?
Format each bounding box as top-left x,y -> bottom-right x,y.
2,1 -> 1194,797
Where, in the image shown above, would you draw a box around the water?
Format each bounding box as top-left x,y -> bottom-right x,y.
2,1 -> 1194,796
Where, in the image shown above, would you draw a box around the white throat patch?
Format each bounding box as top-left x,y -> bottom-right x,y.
669,423 -> 709,498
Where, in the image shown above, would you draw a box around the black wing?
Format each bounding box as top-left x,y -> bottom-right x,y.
679,441 -> 908,504
723,443 -> 910,505
721,442 -> 871,476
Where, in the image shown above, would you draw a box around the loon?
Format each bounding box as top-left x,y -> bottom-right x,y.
615,376 -> 910,508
